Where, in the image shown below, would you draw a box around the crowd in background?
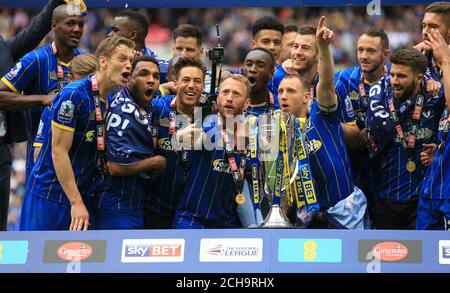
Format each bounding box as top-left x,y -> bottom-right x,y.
1,5 -> 425,68
0,4 -> 427,230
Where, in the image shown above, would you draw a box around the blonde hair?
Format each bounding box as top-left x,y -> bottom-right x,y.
95,35 -> 135,60
221,74 -> 251,99
70,54 -> 97,77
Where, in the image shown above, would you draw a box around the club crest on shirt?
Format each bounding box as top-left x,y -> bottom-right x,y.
349,90 -> 359,100
57,100 -> 75,123
159,117 -> 169,127
5,62 -> 22,80
49,71 -> 58,80
89,111 -> 96,120
85,130 -> 95,142
213,158 -> 231,174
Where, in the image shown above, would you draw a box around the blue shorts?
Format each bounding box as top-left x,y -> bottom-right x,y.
416,197 -> 450,230
20,195 -> 71,231
94,208 -> 143,230
19,195 -> 95,231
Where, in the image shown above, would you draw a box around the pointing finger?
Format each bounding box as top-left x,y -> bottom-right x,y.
318,16 -> 325,29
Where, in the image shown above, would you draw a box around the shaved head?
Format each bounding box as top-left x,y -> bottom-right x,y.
52,4 -> 82,23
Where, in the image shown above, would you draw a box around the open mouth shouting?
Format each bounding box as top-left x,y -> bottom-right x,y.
247,76 -> 257,87
280,102 -> 290,112
223,103 -> 235,115
144,88 -> 154,99
121,71 -> 131,84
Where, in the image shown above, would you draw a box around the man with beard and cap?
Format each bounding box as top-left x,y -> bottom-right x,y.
20,35 -> 135,231
93,56 -> 166,230
366,48 -> 445,230
0,3 -> 86,185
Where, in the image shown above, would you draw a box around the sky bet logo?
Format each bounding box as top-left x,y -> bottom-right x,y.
439,240 -> 450,264
121,239 -> 185,263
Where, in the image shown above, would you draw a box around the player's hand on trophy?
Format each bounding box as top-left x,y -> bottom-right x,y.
425,29 -> 450,65
316,16 -> 334,48
70,201 -> 89,231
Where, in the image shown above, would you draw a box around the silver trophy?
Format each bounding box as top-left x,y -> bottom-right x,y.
257,111 -> 298,228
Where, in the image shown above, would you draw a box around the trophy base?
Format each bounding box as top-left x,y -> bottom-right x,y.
260,204 -> 294,228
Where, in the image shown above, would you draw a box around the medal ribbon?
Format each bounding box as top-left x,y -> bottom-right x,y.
91,75 -> 108,178
52,42 -> 70,92
221,128 -> 246,196
249,116 -> 261,210
293,117 -> 319,211
169,96 -> 191,175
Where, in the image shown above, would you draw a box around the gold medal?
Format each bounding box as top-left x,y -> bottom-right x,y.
235,193 -> 246,205
406,161 -> 416,173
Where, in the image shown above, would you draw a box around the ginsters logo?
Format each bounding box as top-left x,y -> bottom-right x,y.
57,242 -> 93,261
358,240 -> 422,263
199,238 -> 263,262
43,240 -> 106,263
371,242 -> 408,261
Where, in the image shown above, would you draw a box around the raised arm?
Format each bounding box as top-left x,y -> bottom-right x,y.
316,16 -> 337,110
8,0 -> 65,61
426,29 -> 450,107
